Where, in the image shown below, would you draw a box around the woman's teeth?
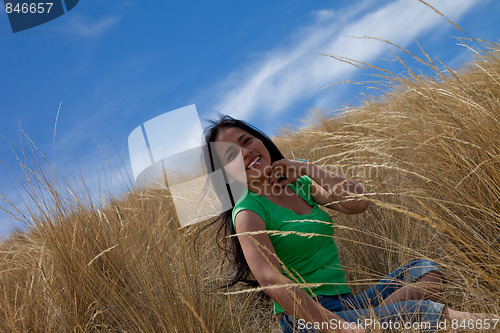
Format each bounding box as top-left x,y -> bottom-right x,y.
247,156 -> 261,169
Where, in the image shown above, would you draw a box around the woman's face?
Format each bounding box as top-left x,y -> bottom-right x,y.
215,127 -> 272,184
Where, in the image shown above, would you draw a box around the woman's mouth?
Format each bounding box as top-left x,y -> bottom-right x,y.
246,156 -> 261,170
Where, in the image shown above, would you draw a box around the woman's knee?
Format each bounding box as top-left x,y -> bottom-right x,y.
399,260 -> 444,301
413,271 -> 444,301
406,259 -> 444,283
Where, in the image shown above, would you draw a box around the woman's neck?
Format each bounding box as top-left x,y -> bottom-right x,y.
247,177 -> 280,198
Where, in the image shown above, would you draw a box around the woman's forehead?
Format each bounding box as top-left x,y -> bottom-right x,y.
215,127 -> 251,143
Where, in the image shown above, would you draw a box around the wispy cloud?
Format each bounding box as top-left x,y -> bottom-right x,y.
310,9 -> 336,22
65,14 -> 120,38
212,0 -> 480,121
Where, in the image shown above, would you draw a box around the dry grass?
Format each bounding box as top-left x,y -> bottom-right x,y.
0,185 -> 275,332
1,36 -> 499,333
275,40 -> 500,316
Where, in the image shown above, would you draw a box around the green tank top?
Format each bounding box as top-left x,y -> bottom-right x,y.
232,175 -> 351,314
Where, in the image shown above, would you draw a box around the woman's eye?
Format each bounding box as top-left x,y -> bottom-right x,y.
227,152 -> 236,162
244,137 -> 252,145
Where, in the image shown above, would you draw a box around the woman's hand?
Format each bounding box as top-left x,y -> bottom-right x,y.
269,159 -> 308,187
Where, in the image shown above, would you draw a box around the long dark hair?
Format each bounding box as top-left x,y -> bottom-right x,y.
199,114 -> 285,287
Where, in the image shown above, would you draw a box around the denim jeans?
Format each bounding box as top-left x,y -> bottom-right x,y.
279,259 -> 445,333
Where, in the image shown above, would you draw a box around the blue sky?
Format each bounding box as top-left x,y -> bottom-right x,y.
1,0 -> 499,238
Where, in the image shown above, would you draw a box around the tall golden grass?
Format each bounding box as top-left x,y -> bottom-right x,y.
1,39 -> 499,333
275,39 -> 500,319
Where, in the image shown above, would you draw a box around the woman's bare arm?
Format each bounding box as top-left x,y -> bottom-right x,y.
234,209 -> 366,333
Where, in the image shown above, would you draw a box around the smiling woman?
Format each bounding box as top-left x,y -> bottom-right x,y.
215,127 -> 273,187
200,114 -> 493,333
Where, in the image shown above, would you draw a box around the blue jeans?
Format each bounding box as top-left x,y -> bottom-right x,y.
279,259 -> 445,333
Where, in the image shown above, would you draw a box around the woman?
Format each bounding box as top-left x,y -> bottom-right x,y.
204,115 -> 487,333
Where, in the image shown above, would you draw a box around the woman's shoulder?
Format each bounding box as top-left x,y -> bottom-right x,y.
234,189 -> 263,207
288,175 -> 314,205
232,191 -> 270,227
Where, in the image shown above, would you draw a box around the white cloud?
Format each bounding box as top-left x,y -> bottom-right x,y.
311,9 -> 335,22
66,14 -> 120,38
212,0 -> 480,121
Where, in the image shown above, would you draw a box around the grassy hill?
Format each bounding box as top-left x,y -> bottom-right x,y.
1,41 -> 499,332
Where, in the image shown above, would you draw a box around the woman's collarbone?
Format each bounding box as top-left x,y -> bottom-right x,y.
267,188 -> 313,215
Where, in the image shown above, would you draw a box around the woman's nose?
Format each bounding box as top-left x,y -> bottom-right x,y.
240,146 -> 251,158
